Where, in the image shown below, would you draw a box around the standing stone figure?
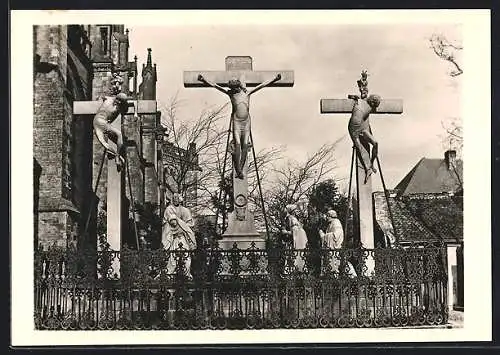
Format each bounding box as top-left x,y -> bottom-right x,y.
319,210 -> 357,277
93,73 -> 130,170
162,214 -> 197,278
162,193 -> 194,240
172,193 -> 194,230
347,71 -> 381,184
161,193 -> 196,249
282,204 -> 308,272
197,73 -> 281,179
162,196 -> 176,222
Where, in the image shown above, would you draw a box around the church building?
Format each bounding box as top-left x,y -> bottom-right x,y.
33,25 -> 171,250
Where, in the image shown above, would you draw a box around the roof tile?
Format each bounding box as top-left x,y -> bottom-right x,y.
374,192 -> 463,244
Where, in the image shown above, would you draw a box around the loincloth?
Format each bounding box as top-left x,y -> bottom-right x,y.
94,115 -> 118,142
233,117 -> 250,136
348,119 -> 370,138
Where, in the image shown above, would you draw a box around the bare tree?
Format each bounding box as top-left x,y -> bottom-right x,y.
257,141 -> 340,233
429,34 -> 464,156
429,33 -> 463,77
440,116 -> 463,156
160,95 -> 228,212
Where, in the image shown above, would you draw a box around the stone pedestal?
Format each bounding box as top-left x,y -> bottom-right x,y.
355,150 -> 375,276
104,117 -> 123,278
221,154 -> 265,250
220,210 -> 265,250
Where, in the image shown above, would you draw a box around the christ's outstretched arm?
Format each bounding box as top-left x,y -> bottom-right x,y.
248,73 -> 281,95
198,74 -> 229,94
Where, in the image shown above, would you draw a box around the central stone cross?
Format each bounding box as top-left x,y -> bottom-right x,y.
320,78 -> 403,275
184,56 -> 294,249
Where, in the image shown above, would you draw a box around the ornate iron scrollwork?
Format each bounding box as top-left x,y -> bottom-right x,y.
34,241 -> 449,330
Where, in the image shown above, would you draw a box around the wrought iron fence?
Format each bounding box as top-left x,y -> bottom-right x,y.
34,242 -> 448,330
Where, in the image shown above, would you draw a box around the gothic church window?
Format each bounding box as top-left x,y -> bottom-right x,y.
99,26 -> 110,56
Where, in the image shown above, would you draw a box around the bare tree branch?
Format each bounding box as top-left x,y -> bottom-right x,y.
259,142 -> 340,232
429,34 -> 463,77
439,117 -> 463,157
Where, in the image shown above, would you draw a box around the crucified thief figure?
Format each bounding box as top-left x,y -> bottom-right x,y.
198,73 -> 281,179
347,70 -> 381,184
93,74 -> 133,171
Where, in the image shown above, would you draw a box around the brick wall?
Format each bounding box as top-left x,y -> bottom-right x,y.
184,170 -> 198,209
34,159 -> 41,248
140,52 -> 159,207
34,24 -> 160,249
456,244 -> 464,309
141,70 -> 156,99
33,25 -> 68,204
372,192 -> 396,247
119,40 -> 128,71
66,32 -> 94,244
111,34 -> 120,65
160,142 -> 200,210
34,25 -> 81,248
34,25 -> 100,249
91,66 -> 114,99
89,25 -> 112,62
118,31 -> 143,208
142,122 -> 158,205
38,211 -> 79,248
123,116 -> 145,206
61,94 -> 73,200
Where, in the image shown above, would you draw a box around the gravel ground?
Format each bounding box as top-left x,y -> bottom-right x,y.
447,310 -> 464,328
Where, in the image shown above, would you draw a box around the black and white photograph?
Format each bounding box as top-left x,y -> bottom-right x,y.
11,10 -> 491,346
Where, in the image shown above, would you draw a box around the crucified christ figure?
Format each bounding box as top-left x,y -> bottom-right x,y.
347,70 -> 381,184
93,74 -> 133,171
198,73 -> 281,179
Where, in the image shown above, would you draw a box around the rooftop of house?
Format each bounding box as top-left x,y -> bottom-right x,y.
374,191 -> 463,245
374,149 -> 463,245
395,150 -> 463,196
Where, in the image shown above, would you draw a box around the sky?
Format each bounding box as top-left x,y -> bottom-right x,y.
127,24 -> 462,192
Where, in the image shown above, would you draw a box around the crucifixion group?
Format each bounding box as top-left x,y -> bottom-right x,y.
88,57 -> 402,278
